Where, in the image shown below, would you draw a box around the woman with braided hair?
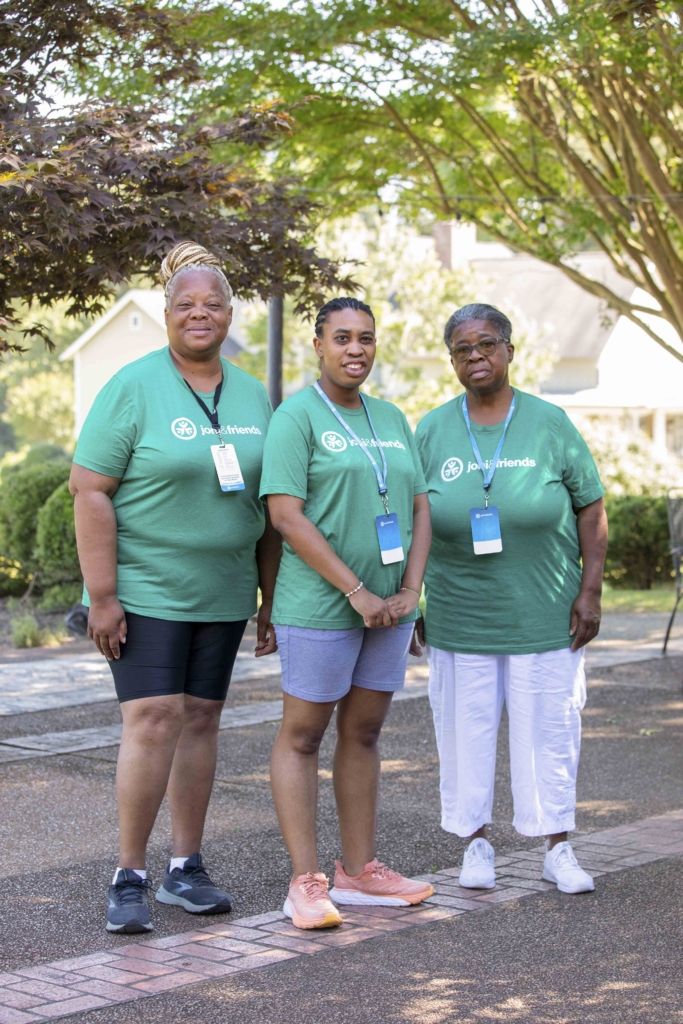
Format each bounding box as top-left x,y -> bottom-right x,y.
70,242 -> 280,934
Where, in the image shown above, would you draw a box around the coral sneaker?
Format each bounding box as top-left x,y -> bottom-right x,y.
283,872 -> 343,930
329,859 -> 434,907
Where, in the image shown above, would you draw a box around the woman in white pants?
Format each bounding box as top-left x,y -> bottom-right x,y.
414,303 -> 608,894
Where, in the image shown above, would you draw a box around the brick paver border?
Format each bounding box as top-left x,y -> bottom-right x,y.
2,810 -> 682,1022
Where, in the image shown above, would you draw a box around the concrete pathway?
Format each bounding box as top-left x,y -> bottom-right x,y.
2,646 -> 682,1024
0,810 -> 680,1022
0,612 -> 681,718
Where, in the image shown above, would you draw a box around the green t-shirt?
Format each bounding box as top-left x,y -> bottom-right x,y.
73,346 -> 272,621
415,389 -> 604,655
260,386 -> 428,629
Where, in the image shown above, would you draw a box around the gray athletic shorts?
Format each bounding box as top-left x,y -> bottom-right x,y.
277,623 -> 415,703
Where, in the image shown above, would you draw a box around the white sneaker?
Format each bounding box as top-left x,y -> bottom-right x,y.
459,837 -> 496,889
542,841 -> 594,894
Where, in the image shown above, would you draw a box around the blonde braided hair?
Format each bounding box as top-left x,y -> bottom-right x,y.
160,241 -> 233,307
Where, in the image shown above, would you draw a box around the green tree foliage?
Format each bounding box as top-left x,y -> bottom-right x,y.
0,0 -> 353,351
181,0 -> 683,359
3,372 -> 74,449
0,462 -> 71,577
604,495 -> 672,588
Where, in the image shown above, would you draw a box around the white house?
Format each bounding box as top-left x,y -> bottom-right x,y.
436,222 -> 683,455
60,289 -> 245,436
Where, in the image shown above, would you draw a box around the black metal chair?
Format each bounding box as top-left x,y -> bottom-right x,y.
662,488 -> 683,654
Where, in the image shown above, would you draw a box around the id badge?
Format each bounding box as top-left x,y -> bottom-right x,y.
470,506 -> 502,555
376,512 -> 404,565
210,444 -> 245,492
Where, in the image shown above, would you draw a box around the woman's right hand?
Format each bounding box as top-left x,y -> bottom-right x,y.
349,587 -> 398,629
88,596 -> 127,660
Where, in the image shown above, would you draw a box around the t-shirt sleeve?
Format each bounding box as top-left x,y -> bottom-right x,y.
73,377 -> 138,478
405,421 -> 428,495
559,413 -> 605,508
414,418 -> 430,478
260,409 -> 310,501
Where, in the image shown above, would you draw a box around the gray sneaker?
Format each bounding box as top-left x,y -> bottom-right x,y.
106,869 -> 153,933
156,853 -> 233,914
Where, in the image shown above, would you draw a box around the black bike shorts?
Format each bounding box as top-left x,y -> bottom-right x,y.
109,612 -> 248,704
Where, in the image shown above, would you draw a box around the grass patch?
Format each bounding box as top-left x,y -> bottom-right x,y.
602,585 -> 677,614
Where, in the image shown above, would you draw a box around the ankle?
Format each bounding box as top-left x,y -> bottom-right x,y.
291,868 -> 320,882
466,827 -> 488,842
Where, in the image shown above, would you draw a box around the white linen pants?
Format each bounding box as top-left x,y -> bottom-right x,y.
427,645 -> 586,838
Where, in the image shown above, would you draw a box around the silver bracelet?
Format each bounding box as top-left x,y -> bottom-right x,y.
344,582 -> 364,599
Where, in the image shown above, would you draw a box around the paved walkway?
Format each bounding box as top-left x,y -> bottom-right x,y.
1,810 -> 680,1022
0,612 -> 681,719
0,677 -> 428,764
2,616 -> 682,1023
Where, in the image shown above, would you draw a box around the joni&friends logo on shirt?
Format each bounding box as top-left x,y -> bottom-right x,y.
441,457 -> 464,481
321,431 -> 406,453
171,417 -> 197,440
171,418 -> 262,440
321,430 -> 348,452
441,454 -> 537,480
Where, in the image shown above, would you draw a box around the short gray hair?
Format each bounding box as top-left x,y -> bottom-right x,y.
444,303 -> 512,351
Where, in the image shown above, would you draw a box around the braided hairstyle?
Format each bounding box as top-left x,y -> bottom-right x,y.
314,296 -> 375,337
159,241 -> 233,308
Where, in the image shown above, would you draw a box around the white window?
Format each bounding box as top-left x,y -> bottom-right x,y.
666,414 -> 683,455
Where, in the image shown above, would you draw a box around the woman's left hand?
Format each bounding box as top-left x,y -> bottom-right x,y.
569,589 -> 601,651
255,601 -> 277,657
386,589 -> 420,619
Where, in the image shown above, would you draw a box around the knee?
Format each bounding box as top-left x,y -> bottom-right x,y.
124,698 -> 183,744
339,719 -> 383,750
286,727 -> 326,757
182,698 -> 223,736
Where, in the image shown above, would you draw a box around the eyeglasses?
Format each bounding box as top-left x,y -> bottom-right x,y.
450,337 -> 507,363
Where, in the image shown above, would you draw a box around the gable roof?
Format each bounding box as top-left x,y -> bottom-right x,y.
59,288 -> 243,361
471,251 -> 637,362
59,290 -> 166,362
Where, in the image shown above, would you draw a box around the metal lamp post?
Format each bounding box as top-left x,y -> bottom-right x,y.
266,294 -> 284,410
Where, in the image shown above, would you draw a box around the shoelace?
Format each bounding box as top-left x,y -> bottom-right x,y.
467,841 -> 493,864
369,861 -> 402,881
299,874 -> 330,902
180,863 -> 215,889
552,845 -> 579,870
113,878 -> 151,904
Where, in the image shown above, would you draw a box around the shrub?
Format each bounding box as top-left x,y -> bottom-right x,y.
35,480 -> 80,587
604,496 -> 672,590
0,556 -> 29,597
38,581 -> 83,612
11,613 -> 51,648
0,462 -> 71,578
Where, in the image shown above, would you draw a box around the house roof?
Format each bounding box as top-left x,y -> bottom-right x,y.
471,251 -> 637,362
544,287 -> 683,411
60,288 -> 243,361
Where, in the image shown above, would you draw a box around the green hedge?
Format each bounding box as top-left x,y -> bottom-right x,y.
0,462 -> 71,578
35,480 -> 80,586
604,495 -> 672,590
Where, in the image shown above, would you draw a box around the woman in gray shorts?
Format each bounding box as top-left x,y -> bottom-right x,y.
260,296 -> 434,930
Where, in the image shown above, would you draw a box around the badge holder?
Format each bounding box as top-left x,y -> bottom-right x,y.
211,443 -> 245,492
376,501 -> 404,565
470,492 -> 502,555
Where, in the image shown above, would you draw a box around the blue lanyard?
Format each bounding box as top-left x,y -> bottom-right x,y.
461,392 -> 516,506
312,381 -> 390,513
